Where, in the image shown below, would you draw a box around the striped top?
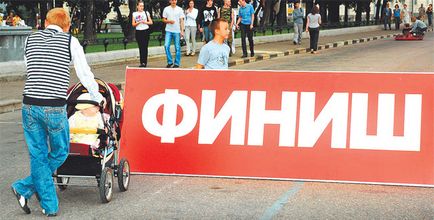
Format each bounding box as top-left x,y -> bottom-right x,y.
23,28 -> 72,106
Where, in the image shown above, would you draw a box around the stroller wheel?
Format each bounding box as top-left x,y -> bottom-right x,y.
99,167 -> 114,203
117,158 -> 130,192
56,177 -> 69,191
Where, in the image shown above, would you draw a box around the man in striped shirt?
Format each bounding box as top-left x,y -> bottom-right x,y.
11,8 -> 104,217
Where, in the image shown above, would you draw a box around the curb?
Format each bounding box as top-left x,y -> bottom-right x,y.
0,33 -> 396,114
0,99 -> 22,114
227,33 -> 397,67
0,83 -> 124,114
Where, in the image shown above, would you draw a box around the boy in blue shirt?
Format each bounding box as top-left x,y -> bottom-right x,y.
196,19 -> 230,69
236,0 -> 255,58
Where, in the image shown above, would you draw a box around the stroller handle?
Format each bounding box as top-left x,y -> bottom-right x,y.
70,128 -> 105,134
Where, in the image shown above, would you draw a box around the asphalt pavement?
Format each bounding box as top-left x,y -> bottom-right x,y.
233,30 -> 434,72
1,108 -> 433,219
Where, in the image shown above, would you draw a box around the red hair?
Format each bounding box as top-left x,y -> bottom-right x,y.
46,8 -> 71,30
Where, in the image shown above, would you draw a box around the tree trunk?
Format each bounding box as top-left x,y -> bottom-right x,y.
113,4 -> 127,38
344,1 -> 348,25
375,0 -> 381,24
380,0 -> 387,20
306,0 -> 314,14
40,0 -> 48,29
319,1 -> 327,24
84,0 -> 96,43
365,1 -> 371,25
254,0 -> 263,27
260,0 -> 273,27
127,0 -> 137,41
276,0 -> 287,26
328,1 -> 340,25
355,1 -> 362,26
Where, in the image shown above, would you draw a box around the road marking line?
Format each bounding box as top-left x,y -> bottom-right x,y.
260,181 -> 304,220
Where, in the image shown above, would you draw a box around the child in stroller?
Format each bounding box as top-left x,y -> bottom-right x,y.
55,78 -> 130,203
69,92 -> 106,150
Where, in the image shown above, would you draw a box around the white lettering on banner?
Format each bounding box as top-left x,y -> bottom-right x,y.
141,90 -> 422,151
247,91 -> 298,146
141,89 -> 198,143
199,90 -> 248,145
350,94 -> 422,151
298,92 -> 348,148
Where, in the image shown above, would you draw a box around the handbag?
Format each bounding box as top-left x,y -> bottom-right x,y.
180,37 -> 186,46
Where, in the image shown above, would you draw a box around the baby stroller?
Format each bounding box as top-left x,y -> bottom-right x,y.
54,78 -> 130,203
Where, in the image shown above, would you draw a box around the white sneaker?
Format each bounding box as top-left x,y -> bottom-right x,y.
42,209 -> 57,217
11,187 -> 30,214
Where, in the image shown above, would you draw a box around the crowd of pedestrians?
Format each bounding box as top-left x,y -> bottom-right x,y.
5,0 -> 429,70
129,0 -> 347,69
382,3 -> 433,32
147,0 -> 328,69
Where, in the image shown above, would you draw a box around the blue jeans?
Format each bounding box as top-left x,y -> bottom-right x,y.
164,31 -> 181,66
383,16 -> 391,30
12,104 -> 69,214
203,26 -> 213,42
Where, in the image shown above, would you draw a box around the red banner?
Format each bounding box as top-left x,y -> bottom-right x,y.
120,68 -> 434,187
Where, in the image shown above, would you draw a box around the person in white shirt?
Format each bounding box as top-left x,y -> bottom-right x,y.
402,4 -> 411,25
162,0 -> 185,68
184,0 -> 198,56
305,5 -> 321,54
132,0 -> 153,67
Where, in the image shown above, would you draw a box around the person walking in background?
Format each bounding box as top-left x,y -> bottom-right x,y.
383,2 -> 392,30
236,0 -> 255,58
11,8 -> 104,217
184,0 -> 198,56
419,4 -> 426,22
132,0 -> 153,67
162,0 -> 185,68
292,1 -> 304,45
306,5 -> 321,54
198,0 -> 218,43
219,0 -> 235,56
196,19 -> 230,69
393,4 -> 401,30
402,4 -> 411,25
427,4 -> 433,30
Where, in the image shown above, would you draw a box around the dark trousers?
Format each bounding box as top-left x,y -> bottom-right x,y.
240,24 -> 254,56
384,16 -> 391,30
428,14 -> 433,27
135,29 -> 150,65
394,17 -> 400,30
415,27 -> 427,35
308,27 -> 319,51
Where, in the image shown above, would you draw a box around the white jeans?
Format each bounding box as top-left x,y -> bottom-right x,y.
185,26 -> 197,54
